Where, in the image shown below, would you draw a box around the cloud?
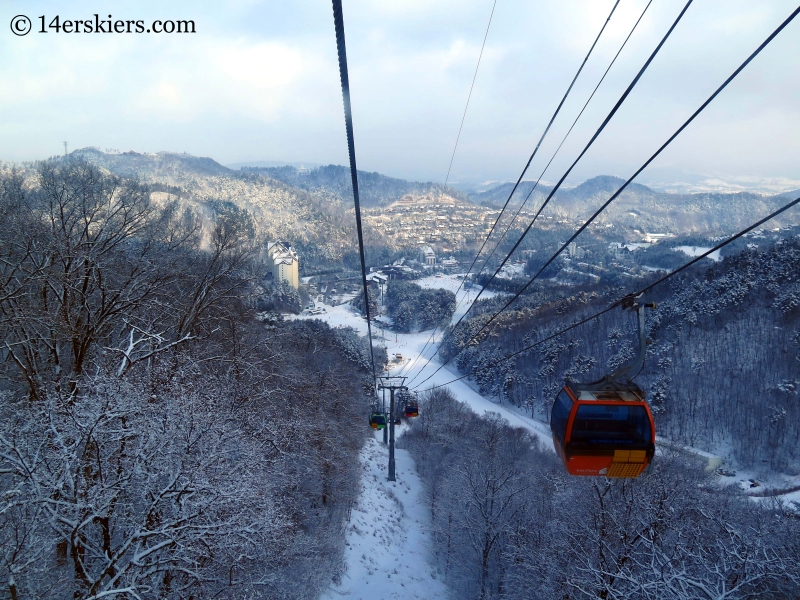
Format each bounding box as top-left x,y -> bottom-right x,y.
132,40 -> 327,122
0,35 -> 126,106
0,0 -> 798,190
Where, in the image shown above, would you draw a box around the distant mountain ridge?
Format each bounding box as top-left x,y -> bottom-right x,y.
60,149 -> 798,245
71,150 -> 455,210
471,175 -> 657,208
242,164 -> 468,208
63,149 -> 368,264
471,175 -> 794,234
227,160 -> 323,170
775,189 -> 800,199
71,147 -> 232,180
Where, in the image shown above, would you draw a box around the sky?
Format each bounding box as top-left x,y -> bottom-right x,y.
2,0 -> 799,193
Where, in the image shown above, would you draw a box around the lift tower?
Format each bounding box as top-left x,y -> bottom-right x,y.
377,376 -> 407,482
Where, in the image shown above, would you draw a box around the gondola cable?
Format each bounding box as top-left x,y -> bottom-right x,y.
412,3 -> 800,390
407,0 -> 652,383
332,0 -> 378,384
457,0 -> 622,287
405,0 -> 623,384
471,0 -> 654,287
411,0 -> 695,388
443,0 -> 498,193
402,0 -> 499,381
415,193 -> 800,393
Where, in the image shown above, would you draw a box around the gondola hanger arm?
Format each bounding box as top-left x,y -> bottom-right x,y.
608,298 -> 655,383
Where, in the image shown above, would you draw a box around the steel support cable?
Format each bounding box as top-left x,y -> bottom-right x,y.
443,0 -> 498,191
401,0 -> 498,381
415,194 -> 800,393
411,0 -> 693,388
461,0 -> 621,281
405,0 -> 622,386
413,4 -> 800,391
332,0 -> 377,383
450,0 -> 800,355
476,0 -> 654,282
419,1 -> 655,386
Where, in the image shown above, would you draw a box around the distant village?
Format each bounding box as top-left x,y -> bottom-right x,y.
360,192 -> 663,249
266,195 -> 705,311
363,193 -> 501,247
267,198 -> 797,314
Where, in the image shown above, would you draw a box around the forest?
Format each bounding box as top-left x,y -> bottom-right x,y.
384,281 -> 457,333
439,233 -> 800,472
256,279 -> 303,314
401,388 -> 800,600
246,164 -> 464,208
0,160 -> 374,599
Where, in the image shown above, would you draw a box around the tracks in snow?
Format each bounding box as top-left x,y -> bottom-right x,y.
319,432 -> 448,600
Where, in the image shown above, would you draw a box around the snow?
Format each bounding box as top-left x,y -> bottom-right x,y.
291,301 -> 369,335
384,288 -> 554,446
674,246 -> 721,262
298,290 -> 800,511
304,270 -> 800,598
306,274 -> 557,599
415,273 -> 503,323
415,273 -> 504,298
496,262 -> 527,279
319,433 -> 448,600
415,273 -> 465,293
398,354 -> 554,447
294,274 -> 502,335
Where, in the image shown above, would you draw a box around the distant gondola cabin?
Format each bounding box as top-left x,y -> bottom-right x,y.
550,382 -> 655,478
369,412 -> 387,430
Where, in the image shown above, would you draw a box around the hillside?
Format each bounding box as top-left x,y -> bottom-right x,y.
2,154 -> 798,599
0,159 -> 375,598
37,150 -> 799,272
243,163 -> 468,208
65,149 -> 381,266
439,233 -> 800,473
72,147 -> 233,178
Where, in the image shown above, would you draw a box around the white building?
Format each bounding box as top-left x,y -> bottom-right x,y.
643,232 -> 675,244
266,241 -> 299,289
567,242 -> 586,260
439,257 -> 459,272
608,242 -> 644,260
420,245 -> 436,266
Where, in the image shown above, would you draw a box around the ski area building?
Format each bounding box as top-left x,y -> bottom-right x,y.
267,241 -> 300,289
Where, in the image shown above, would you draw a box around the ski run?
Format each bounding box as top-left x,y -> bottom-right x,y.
295,273 -> 800,599
318,434 -> 448,600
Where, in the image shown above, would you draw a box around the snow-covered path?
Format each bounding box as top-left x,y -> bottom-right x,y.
401,354 -> 554,445
293,276 -> 552,446
297,275 -> 485,600
319,432 -> 447,600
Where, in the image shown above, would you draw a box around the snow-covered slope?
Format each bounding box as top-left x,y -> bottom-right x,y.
319,434 -> 447,600
301,273 -> 800,599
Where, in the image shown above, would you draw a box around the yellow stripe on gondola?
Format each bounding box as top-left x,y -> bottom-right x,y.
606,449 -> 647,478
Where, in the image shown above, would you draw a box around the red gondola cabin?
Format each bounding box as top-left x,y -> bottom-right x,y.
550,381 -> 655,478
